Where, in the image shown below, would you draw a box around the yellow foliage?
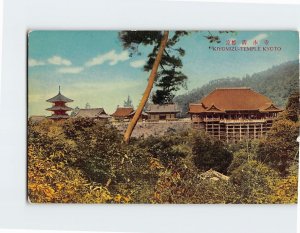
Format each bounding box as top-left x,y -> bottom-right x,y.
28,145 -> 113,203
149,158 -> 165,170
269,176 -> 298,204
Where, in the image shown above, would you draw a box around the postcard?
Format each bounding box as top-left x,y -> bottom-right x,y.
27,30 -> 299,204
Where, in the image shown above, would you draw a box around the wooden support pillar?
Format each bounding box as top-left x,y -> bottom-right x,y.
226,124 -> 228,143
247,124 -> 250,139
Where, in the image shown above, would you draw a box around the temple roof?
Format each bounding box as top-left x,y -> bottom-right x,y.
189,87 -> 282,113
129,110 -> 148,117
146,104 -> 180,113
46,90 -> 73,103
29,115 -> 46,123
111,107 -> 134,117
47,115 -> 69,119
46,106 -> 73,111
74,108 -> 110,118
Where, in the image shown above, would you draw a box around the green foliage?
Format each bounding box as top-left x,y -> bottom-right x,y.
28,140 -> 114,203
119,31 -> 234,105
191,131 -> 233,174
137,131 -> 192,166
153,162 -> 238,204
257,119 -> 299,176
66,120 -> 125,184
119,31 -> 188,104
230,160 -> 279,203
269,175 -> 298,204
280,90 -> 299,122
227,149 -> 250,175
227,140 -> 259,174
28,107 -> 298,204
123,95 -> 133,107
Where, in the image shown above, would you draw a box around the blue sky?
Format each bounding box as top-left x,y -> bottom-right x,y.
28,31 -> 299,116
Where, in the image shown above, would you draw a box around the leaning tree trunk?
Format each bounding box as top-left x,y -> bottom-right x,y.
123,31 -> 169,143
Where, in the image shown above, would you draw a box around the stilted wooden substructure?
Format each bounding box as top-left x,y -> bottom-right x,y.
189,87 -> 282,143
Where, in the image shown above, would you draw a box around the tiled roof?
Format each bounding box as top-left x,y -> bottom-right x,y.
129,110 -> 148,116
46,106 -> 73,111
189,87 -> 282,113
46,92 -> 73,103
111,107 -> 134,117
74,108 -> 110,118
146,104 -> 180,113
48,115 -> 69,119
29,116 -> 46,122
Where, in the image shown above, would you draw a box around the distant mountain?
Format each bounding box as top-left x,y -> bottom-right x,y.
174,60 -> 299,117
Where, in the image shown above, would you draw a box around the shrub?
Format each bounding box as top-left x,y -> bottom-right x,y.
257,119 -> 299,176
230,160 -> 279,203
269,175 -> 298,204
152,161 -> 238,204
27,144 -> 113,203
138,131 -> 192,166
191,131 -> 232,174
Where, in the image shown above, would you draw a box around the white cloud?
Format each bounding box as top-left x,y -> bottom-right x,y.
240,33 -> 268,46
130,59 -> 146,68
48,56 -> 72,66
28,58 -> 45,67
251,33 -> 268,42
57,66 -> 84,74
85,50 -> 129,67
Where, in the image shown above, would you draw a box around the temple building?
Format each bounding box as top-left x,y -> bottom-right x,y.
46,87 -> 73,120
29,115 -> 46,123
111,107 -> 135,121
128,110 -> 148,122
189,87 -> 282,143
73,108 -> 111,121
146,104 -> 180,121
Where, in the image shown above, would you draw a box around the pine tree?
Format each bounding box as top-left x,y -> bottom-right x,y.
119,31 -> 232,143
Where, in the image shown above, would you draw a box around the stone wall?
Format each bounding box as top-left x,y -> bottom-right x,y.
114,120 -> 192,138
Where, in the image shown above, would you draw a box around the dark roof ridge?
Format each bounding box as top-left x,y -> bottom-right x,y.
215,87 -> 250,90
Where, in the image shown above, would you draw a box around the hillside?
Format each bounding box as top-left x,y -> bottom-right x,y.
174,60 -> 299,116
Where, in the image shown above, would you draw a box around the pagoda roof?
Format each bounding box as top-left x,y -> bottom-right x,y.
189,87 -> 282,113
111,107 -> 134,117
74,108 -> 111,118
46,106 -> 73,111
146,104 -> 180,113
46,92 -> 73,103
47,115 -> 69,119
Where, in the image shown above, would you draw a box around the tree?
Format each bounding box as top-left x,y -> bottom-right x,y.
152,161 -> 238,204
28,144 -> 113,203
119,31 -> 232,143
257,92 -> 299,176
230,160 -> 279,204
120,31 -> 170,143
191,131 -> 233,174
138,132 -> 192,166
257,119 -> 299,176
173,60 -> 299,117
85,102 -> 91,109
282,90 -> 299,122
123,95 -> 133,107
269,175 -> 298,204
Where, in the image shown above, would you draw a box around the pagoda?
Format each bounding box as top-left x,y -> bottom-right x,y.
46,86 -> 73,120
